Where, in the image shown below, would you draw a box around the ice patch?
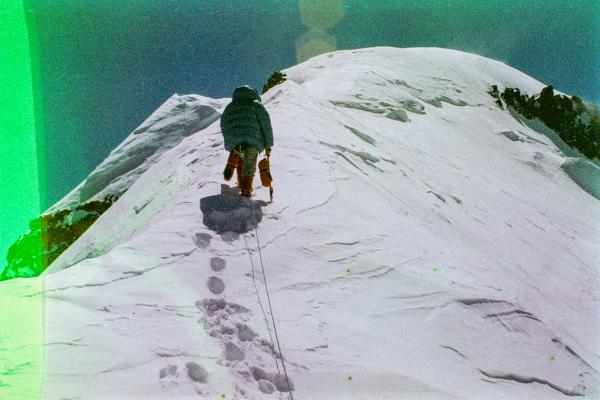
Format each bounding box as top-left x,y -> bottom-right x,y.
422,95 -> 468,108
398,99 -> 426,114
331,99 -> 415,122
561,157 -> 600,201
343,125 -> 376,145
499,130 -> 524,142
319,141 -> 380,165
385,107 -> 409,122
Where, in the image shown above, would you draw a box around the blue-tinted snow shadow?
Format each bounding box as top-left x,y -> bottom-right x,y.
199,185 -> 267,241
506,106 -> 600,201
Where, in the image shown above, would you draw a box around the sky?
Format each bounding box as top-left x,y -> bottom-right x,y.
3,0 -> 599,258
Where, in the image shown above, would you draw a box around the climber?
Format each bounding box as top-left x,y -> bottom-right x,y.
220,85 -> 273,198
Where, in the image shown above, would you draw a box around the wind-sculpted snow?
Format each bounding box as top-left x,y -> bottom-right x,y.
343,124 -> 376,145
2,47 -> 599,400
478,370 -> 585,396
499,130 -> 525,142
318,140 -> 381,167
561,157 -> 600,201
330,98 -> 412,121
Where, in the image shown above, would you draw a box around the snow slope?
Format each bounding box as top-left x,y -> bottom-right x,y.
45,93 -> 227,214
1,46 -> 599,400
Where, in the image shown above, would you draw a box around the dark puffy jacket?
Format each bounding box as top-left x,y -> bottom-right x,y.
220,85 -> 274,152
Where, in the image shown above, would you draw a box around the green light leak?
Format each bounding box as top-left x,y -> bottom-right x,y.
0,1 -> 45,399
590,2 -> 600,109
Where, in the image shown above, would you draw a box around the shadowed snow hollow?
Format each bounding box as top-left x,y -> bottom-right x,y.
1,46 -> 599,400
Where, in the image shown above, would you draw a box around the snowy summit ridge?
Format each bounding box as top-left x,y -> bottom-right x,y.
3,46 -> 600,400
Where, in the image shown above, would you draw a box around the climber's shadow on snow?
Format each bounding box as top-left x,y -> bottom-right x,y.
200,185 -> 267,240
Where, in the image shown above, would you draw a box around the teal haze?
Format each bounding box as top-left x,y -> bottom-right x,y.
30,0 -> 599,208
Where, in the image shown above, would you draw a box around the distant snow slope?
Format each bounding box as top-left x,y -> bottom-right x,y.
45,93 -> 227,214
1,46 -> 599,400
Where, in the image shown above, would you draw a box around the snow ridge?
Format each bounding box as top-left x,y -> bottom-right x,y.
1,46 -> 599,400
45,93 -> 226,214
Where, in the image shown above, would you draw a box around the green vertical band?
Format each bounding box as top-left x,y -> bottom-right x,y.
24,0 -> 47,213
596,1 -> 600,107
0,1 -> 45,399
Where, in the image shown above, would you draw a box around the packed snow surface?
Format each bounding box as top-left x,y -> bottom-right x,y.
1,47 -> 599,400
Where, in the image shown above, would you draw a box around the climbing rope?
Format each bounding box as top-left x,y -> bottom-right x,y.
243,234 -> 280,376
247,198 -> 295,399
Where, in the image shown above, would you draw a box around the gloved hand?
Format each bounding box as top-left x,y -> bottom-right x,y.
265,147 -> 272,157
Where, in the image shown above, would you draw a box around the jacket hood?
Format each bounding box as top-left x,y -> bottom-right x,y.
232,85 -> 260,102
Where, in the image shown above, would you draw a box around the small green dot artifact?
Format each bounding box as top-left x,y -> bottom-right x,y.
346,268 -> 351,273
549,355 -> 556,361
433,267 -> 438,272
347,375 -> 352,381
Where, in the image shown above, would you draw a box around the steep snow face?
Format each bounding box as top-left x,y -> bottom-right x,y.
1,46 -> 599,400
45,93 -> 227,214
